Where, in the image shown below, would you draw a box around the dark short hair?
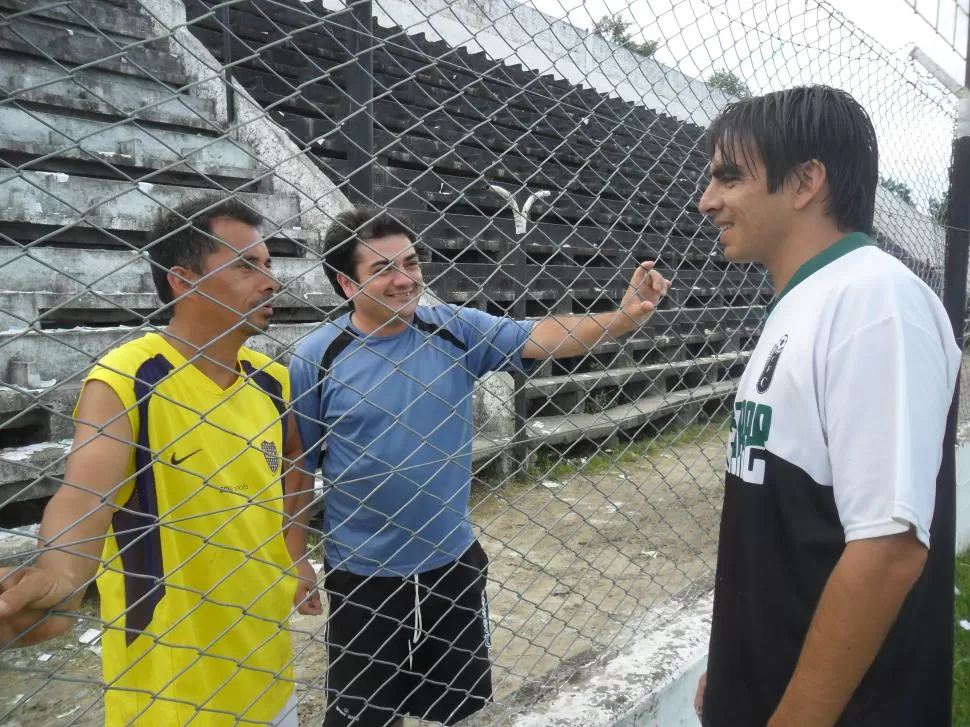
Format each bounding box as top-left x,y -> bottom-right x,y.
148,197 -> 263,305
704,85 -> 878,233
322,207 -> 416,302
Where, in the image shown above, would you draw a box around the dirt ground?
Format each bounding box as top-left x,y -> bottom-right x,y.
0,425 -> 728,726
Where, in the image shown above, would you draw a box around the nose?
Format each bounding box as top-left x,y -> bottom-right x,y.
261,266 -> 280,294
698,182 -> 719,216
391,265 -> 416,288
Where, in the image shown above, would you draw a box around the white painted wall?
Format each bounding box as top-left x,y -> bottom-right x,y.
956,444 -> 970,553
329,0 -> 733,127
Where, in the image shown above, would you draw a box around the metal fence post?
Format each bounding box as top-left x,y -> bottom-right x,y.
346,0 -> 374,203
490,185 -> 550,475
937,34 -> 970,725
220,1 -> 235,125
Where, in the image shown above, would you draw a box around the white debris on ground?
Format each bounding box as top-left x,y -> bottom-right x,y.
77,629 -> 100,646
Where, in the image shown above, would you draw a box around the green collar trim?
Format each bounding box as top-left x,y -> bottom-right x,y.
765,231 -> 874,317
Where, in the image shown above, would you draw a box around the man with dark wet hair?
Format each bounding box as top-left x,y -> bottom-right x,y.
694,86 -> 960,726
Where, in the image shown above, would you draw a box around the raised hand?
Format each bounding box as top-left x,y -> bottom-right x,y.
620,261 -> 671,323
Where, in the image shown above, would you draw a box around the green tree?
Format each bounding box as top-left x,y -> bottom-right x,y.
879,175 -> 914,205
707,69 -> 752,99
928,195 -> 947,224
592,15 -> 659,57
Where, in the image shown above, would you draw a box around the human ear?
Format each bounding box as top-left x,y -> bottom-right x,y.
792,159 -> 827,211
336,271 -> 359,299
166,266 -> 197,300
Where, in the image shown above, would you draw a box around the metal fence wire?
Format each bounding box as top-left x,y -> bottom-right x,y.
0,0 -> 962,724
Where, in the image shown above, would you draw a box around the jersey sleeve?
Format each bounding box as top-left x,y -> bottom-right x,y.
288,345 -> 327,473
824,286 -> 957,548
454,305 -> 536,377
71,347 -> 142,507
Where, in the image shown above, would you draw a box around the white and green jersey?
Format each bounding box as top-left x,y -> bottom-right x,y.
704,232 -> 961,726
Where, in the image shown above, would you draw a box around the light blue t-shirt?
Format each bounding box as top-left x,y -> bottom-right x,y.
289,304 -> 535,577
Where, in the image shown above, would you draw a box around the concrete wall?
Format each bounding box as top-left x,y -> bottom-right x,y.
138,0 -> 351,235
507,595 -> 713,727
958,444 -> 970,554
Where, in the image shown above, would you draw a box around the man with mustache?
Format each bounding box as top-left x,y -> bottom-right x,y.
288,206 -> 671,726
694,86 -> 960,726
0,197 -> 321,726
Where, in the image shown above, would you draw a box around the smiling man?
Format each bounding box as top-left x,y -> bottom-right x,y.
694,86 -> 960,726
0,197 -> 321,726
289,206 -> 670,726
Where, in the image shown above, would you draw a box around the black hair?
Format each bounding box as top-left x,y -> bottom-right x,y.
704,85 -> 878,233
322,206 -> 416,302
148,196 -> 263,304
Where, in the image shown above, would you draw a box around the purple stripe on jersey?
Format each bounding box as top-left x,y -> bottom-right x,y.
112,353 -> 173,647
241,360 -> 287,443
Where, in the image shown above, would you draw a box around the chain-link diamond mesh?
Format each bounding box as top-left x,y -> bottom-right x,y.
0,0 -> 961,724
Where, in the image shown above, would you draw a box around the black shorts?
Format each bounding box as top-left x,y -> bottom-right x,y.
322,541 -> 493,727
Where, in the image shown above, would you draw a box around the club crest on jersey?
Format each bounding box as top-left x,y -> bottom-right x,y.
261,440 -> 281,473
757,334 -> 789,393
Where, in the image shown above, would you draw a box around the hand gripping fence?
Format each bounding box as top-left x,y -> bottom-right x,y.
0,0 -> 965,724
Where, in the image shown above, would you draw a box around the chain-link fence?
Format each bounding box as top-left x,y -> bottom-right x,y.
0,0 -> 962,724
897,0 -> 970,440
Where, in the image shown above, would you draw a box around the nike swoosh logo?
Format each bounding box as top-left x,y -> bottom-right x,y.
170,449 -> 202,466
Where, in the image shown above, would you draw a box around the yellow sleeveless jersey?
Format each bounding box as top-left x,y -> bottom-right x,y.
79,333 -> 296,726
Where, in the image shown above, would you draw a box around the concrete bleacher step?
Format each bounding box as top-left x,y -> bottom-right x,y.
522,353 -> 752,400
0,382 -> 80,441
423,264 -> 769,306
0,0 -> 155,41
471,379 -> 739,465
0,244 -> 757,334
0,438 -> 73,504
0,18 -> 184,85
0,106 -> 265,184
580,322 -> 761,361
0,170 -> 309,238
0,323 -> 304,388
0,375 -> 740,506
0,316 -> 755,400
0,247 -> 331,298
0,55 -> 219,132
0,247 -> 341,328
0,237 -> 759,327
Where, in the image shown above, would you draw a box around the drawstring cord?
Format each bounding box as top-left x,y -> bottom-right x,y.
407,573 -> 423,669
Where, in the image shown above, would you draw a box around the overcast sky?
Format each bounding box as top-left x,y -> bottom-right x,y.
519,0 -> 965,205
